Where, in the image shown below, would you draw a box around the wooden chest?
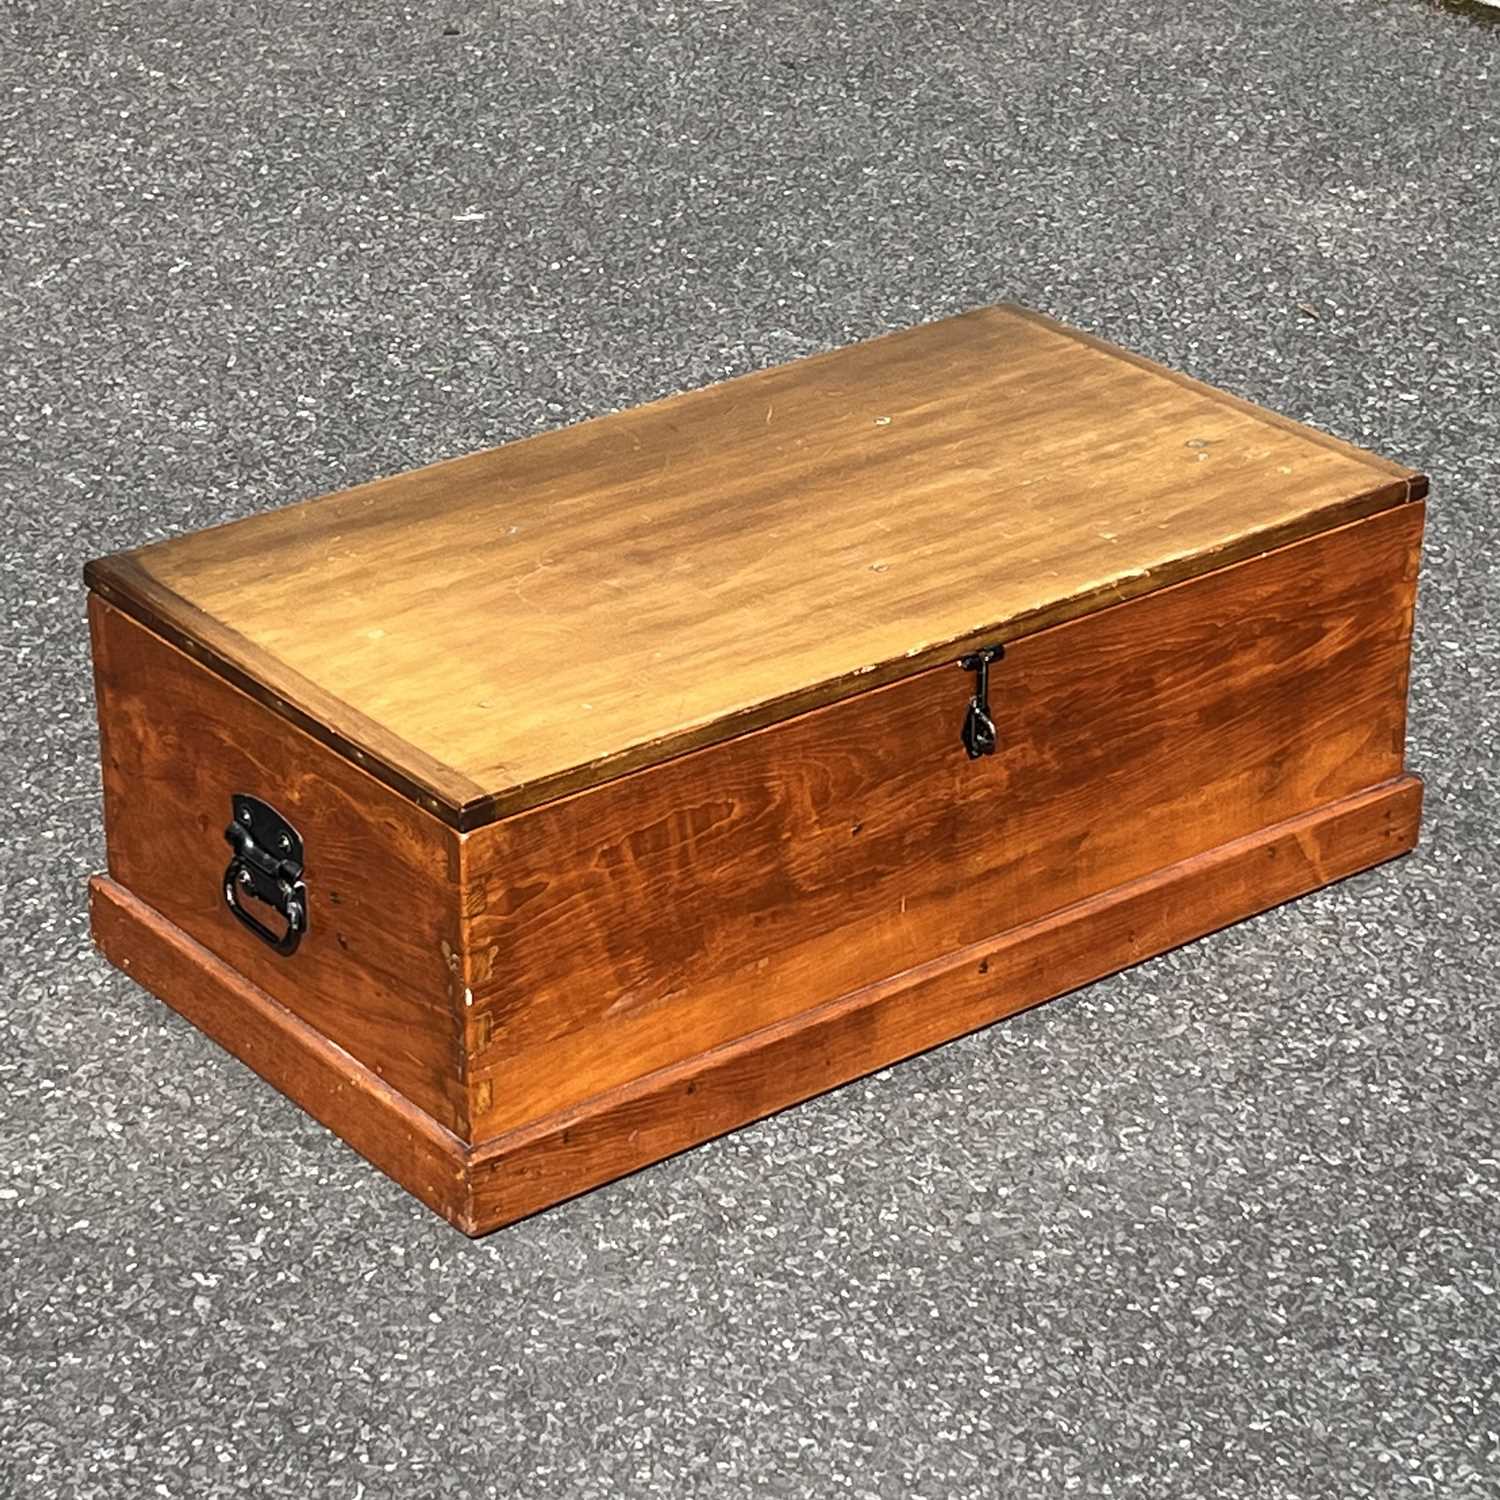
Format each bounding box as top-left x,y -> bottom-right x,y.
85,306 -> 1426,1235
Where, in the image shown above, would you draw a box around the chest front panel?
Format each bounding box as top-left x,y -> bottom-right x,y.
460,501 -> 1421,1140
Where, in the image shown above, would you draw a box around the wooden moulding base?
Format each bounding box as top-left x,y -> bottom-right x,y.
90,774 -> 1423,1236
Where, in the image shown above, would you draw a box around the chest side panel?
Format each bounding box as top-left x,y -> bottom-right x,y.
89,597 -> 468,1136
461,500 -> 1422,1140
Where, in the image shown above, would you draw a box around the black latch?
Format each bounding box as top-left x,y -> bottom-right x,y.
222,794 -> 308,955
958,643 -> 1005,759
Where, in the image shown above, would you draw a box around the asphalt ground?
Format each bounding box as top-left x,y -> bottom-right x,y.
2,1 -> 1497,1495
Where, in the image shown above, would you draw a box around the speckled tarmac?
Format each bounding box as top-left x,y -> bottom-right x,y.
2,2 -> 1498,1496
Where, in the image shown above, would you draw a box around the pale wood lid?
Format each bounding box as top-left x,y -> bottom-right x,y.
86,305 -> 1424,829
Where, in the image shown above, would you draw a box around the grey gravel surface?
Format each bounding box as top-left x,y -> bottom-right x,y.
3,1 -> 1499,1496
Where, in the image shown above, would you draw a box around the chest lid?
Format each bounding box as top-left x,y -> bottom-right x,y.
86,304 -> 1425,831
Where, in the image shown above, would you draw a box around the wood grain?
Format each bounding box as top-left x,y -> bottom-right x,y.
464,774 -> 1424,1233
89,876 -> 470,1230
89,596 -> 470,1134
85,305 -> 1425,827
461,502 -> 1424,1140
88,780 -> 1424,1237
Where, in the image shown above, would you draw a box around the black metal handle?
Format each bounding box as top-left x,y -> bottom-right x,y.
222,794 -> 308,956
223,857 -> 307,955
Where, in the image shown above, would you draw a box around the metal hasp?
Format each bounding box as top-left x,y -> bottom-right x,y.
222,793 -> 308,955
958,643 -> 1005,759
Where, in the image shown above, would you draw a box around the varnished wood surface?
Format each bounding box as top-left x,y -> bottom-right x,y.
89,780 -> 1423,1236
461,503 -> 1424,1139
89,596 -> 470,1135
85,305 -> 1425,828
463,775 -> 1422,1234
89,876 -> 471,1230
